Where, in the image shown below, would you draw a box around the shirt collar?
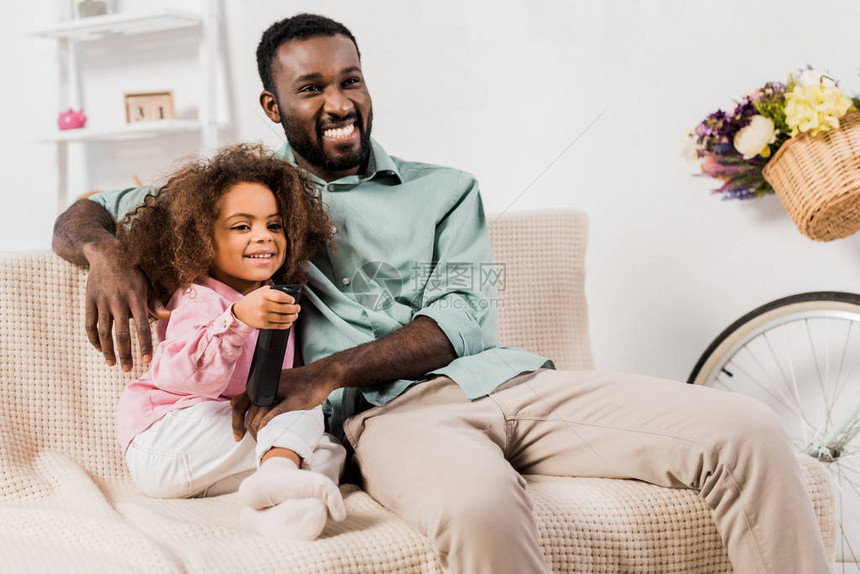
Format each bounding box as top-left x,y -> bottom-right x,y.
196,276 -> 273,302
274,138 -> 402,189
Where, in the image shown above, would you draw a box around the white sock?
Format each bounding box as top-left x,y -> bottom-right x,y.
238,457 -> 346,521
240,498 -> 328,540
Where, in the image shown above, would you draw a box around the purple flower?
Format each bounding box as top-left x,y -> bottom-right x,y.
689,79 -> 793,200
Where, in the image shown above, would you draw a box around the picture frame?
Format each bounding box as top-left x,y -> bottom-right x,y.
124,91 -> 175,123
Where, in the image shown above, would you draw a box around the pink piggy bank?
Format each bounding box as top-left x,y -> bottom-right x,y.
58,109 -> 87,130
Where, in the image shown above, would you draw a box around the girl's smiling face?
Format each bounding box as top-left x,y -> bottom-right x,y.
211,182 -> 287,295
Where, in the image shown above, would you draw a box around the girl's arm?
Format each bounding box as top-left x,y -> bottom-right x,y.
151,284 -> 299,399
149,294 -> 255,399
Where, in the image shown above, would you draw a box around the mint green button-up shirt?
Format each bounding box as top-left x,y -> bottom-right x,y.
91,139 -> 553,436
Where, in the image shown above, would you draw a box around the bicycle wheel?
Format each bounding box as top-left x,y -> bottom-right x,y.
688,292 -> 860,572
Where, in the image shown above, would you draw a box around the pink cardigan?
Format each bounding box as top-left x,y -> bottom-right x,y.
116,277 -> 295,453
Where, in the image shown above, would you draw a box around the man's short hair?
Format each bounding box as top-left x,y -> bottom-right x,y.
256,13 -> 361,94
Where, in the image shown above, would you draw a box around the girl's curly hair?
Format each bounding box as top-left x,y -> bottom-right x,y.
117,143 -> 331,304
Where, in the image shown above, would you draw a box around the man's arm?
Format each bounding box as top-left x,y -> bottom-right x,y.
52,198 -> 116,266
52,198 -> 167,370
234,315 -> 456,438
235,171 -> 493,438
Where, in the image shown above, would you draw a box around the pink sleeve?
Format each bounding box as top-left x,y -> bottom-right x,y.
148,292 -> 255,399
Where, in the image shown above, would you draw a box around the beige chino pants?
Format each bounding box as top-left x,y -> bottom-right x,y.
343,369 -> 830,574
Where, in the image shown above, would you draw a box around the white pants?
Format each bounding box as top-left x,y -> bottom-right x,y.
125,400 -> 345,499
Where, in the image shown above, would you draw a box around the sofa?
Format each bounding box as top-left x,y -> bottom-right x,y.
0,210 -> 835,572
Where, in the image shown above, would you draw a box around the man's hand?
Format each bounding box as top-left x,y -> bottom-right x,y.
83,239 -> 169,371
53,197 -> 168,371
232,286 -> 300,330
230,315 -> 456,440
231,361 -> 343,440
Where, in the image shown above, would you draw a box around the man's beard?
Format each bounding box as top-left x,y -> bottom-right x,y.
280,107 -> 373,174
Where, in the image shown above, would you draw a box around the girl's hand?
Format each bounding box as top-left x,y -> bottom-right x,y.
232,285 -> 300,329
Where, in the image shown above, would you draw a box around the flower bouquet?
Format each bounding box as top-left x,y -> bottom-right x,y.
687,68 -> 860,240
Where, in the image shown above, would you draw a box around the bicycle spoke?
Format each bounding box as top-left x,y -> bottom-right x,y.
837,521 -> 859,568
748,342 -> 819,439
804,318 -> 827,394
808,417 -> 832,453
840,419 -> 860,449
830,321 -> 853,427
820,318 -> 834,430
763,331 -> 799,399
762,331 -> 817,441
803,319 -> 830,425
786,335 -> 821,445
835,461 -> 860,477
722,357 -> 793,414
832,375 -> 856,416
832,326 -> 859,409
832,467 -> 860,565
775,327 -> 814,447
726,360 -> 817,438
818,388 -> 860,454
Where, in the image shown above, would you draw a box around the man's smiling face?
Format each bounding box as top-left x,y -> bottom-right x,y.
261,34 -> 373,182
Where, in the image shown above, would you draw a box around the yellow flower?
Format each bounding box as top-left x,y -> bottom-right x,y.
785,82 -> 853,137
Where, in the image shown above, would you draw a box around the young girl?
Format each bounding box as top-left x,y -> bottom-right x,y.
115,143 -> 346,540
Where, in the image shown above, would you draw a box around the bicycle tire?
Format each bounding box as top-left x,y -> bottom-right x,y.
688,291 -> 860,386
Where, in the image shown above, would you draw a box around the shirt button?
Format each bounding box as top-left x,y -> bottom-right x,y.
328,184 -> 336,191
342,277 -> 350,286
331,225 -> 337,234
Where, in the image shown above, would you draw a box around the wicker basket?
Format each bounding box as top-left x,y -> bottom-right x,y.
762,110 -> 860,241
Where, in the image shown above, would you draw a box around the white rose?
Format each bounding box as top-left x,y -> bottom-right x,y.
733,115 -> 776,160
797,68 -> 835,88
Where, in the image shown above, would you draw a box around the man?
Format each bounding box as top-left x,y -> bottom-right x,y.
53,13 -> 829,574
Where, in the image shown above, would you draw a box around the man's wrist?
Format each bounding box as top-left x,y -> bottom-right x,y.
320,354 -> 350,393
81,237 -> 121,268
302,354 -> 350,394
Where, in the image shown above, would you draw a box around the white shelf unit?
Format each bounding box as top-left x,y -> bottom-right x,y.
37,119 -> 204,143
29,9 -> 202,41
32,2 -> 221,209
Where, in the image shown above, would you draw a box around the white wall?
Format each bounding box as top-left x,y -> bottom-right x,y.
3,0 -> 859,383
1,2 -> 58,250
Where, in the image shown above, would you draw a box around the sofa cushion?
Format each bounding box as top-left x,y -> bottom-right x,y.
489,210 -> 593,371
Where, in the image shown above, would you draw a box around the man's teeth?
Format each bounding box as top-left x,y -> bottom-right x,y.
324,124 -> 355,140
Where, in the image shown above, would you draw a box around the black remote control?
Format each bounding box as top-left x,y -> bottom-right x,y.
245,284 -> 302,407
